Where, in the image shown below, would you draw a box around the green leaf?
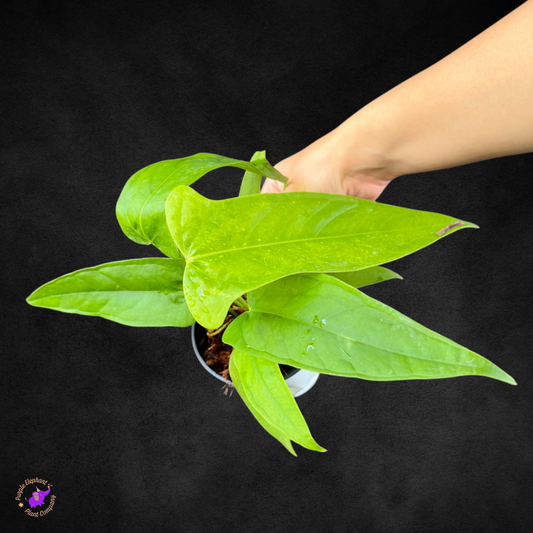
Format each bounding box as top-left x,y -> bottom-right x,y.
328,266 -> 402,289
229,349 -> 326,455
239,151 -> 265,197
165,185 -> 477,328
116,153 -> 288,258
26,258 -> 194,327
223,274 -> 516,385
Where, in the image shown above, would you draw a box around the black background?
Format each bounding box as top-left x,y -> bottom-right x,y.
3,0 -> 533,531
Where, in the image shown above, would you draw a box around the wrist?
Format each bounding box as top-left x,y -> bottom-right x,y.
274,101 -> 413,199
331,101 -> 413,183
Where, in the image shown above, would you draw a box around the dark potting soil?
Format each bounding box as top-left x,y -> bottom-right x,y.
197,311 -> 298,383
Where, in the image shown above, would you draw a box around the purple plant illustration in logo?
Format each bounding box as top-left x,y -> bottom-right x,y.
26,486 -> 51,508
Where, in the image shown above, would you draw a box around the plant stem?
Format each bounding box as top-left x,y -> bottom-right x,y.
235,297 -> 249,311
207,321 -> 231,337
228,307 -> 239,318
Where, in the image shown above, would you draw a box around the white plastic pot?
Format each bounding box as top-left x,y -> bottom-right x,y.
191,323 -> 319,398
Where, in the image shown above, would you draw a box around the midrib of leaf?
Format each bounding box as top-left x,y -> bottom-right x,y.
29,289 -> 184,302
188,225 -> 450,261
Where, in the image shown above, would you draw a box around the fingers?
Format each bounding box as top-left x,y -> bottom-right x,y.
261,177 -> 306,193
260,177 -> 284,193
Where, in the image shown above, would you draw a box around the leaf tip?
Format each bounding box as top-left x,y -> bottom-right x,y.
252,150 -> 266,161
303,436 -> 327,453
26,289 -> 39,306
283,441 -> 297,456
487,364 -> 516,386
502,374 -> 517,386
435,220 -> 479,236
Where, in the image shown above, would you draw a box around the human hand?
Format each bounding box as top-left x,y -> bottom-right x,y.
261,155 -> 393,200
261,123 -> 397,200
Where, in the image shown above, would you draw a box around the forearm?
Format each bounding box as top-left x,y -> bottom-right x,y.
337,0 -> 533,179
265,1 -> 533,198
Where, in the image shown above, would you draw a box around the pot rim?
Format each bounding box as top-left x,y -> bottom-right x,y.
191,322 -> 231,384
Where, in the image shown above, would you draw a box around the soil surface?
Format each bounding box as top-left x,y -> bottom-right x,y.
199,314 -> 237,382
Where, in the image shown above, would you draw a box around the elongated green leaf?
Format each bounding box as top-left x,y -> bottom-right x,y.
116,153 -> 288,258
166,185 -> 477,328
229,349 -> 326,455
223,274 -> 516,385
26,258 -> 194,327
239,151 -> 265,197
328,266 -> 402,289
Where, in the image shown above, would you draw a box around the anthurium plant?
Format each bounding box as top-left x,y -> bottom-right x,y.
27,151 -> 516,455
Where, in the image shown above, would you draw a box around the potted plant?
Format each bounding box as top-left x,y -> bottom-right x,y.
27,151 -> 516,456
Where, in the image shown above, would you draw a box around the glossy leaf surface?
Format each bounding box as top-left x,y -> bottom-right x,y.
328,266 -> 402,289
116,153 -> 288,258
229,349 -> 326,455
224,274 -> 516,384
166,186 -> 477,328
27,258 -> 194,327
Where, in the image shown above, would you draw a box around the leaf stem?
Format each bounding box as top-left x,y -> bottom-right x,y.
207,321 -> 231,337
235,296 -> 249,311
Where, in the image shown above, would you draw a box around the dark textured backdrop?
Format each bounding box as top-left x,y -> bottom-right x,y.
2,0 -> 532,531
